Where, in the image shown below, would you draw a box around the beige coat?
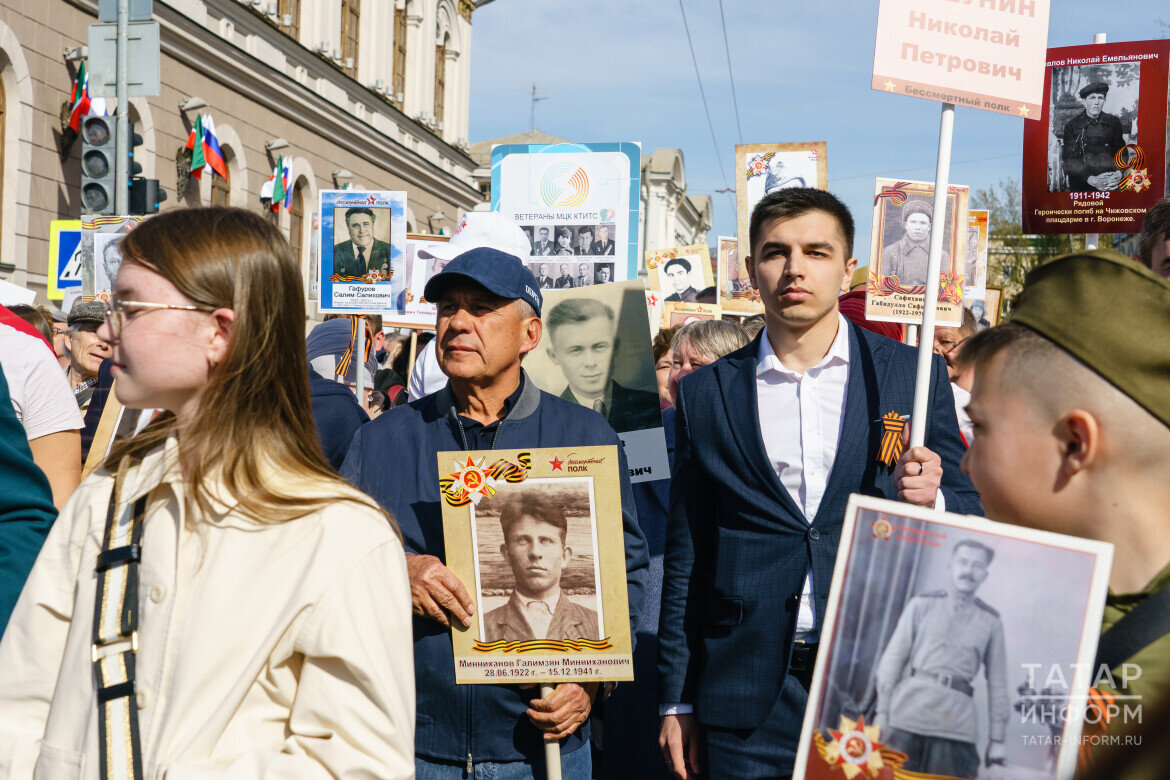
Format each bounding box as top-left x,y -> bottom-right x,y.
0,439 -> 414,779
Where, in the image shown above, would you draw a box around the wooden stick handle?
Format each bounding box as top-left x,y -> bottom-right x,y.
541,683 -> 562,780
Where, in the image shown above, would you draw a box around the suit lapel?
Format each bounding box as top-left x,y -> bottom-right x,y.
822,324 -> 895,504
716,353 -> 805,521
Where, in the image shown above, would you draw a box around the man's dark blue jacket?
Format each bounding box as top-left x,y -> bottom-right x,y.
341,374 -> 648,764
309,368 -> 368,470
658,323 -> 981,751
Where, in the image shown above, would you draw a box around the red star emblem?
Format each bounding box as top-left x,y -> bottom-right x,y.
549,455 -> 564,471
647,294 -> 658,306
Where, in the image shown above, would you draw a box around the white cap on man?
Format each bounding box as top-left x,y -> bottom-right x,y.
421,212 -> 531,262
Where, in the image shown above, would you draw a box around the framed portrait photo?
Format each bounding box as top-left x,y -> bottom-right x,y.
793,495 -> 1112,780
439,446 -> 634,684
965,286 -> 1003,331
645,244 -> 713,304
735,142 -> 828,254
963,209 -> 989,299
82,215 -> 145,302
717,235 -> 764,315
382,233 -> 450,329
523,279 -> 669,483
317,189 -> 407,314
866,178 -> 969,326
1022,39 -> 1170,234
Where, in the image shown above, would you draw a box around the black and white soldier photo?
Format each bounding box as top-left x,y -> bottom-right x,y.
874,538 -> 1009,779
593,263 -> 614,284
532,225 -> 555,256
879,199 -> 952,287
553,226 -> 576,256
661,257 -> 700,302
574,261 -> 593,288
553,261 -> 575,288
473,485 -> 603,644
542,296 -> 660,433
574,226 -> 594,256
800,500 -> 1113,780
530,261 -> 555,289
590,224 -> 615,255
92,232 -> 124,296
1048,63 -> 1139,192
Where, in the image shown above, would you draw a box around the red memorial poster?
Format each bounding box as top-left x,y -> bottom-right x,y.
1022,39 -> 1170,234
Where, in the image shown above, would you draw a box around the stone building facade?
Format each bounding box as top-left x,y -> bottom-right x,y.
0,0 -> 482,299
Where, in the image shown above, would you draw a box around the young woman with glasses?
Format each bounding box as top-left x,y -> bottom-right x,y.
0,208 -> 414,777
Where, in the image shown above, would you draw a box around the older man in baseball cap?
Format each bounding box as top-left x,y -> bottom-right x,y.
341,235 -> 647,779
408,212 -> 535,399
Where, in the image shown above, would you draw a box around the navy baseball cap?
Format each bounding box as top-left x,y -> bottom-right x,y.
424,247 -> 543,316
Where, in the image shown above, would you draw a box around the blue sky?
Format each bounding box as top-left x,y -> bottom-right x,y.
468,0 -> 1168,261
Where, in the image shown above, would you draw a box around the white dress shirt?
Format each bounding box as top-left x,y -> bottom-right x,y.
952,382 -> 974,444
757,315 -> 853,636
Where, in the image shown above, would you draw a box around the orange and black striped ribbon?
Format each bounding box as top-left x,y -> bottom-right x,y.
473,637 -> 614,654
878,411 -> 907,467
335,316 -> 372,380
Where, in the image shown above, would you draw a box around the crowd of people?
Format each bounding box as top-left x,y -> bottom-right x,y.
0,189 -> 1167,779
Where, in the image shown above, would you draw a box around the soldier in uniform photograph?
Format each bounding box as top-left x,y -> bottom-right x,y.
554,262 -> 575,288
545,297 -> 661,432
874,539 -> 1010,780
533,227 -> 554,255
1060,81 -> 1126,192
535,262 -> 555,290
662,257 -> 700,302
483,492 -> 600,643
591,225 -> 615,255
576,226 -> 595,256
575,262 -> 592,288
763,154 -> 808,194
554,227 -> 575,256
881,200 -> 947,287
594,265 -> 612,284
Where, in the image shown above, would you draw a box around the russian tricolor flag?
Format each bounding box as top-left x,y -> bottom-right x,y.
201,115 -> 229,180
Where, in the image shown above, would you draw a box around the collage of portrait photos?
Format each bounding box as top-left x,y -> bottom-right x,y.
520,222 -> 618,290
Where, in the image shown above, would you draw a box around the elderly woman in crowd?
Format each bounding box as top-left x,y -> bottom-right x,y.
0,207 -> 414,778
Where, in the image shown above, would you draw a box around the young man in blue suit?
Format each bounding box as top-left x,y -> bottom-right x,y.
657,188 -> 981,779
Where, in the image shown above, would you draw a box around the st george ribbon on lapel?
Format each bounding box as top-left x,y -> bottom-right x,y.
877,411 -> 908,467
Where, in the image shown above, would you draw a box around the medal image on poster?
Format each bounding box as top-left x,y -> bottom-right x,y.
317,190 -> 406,313
793,495 -> 1113,780
438,446 -> 633,684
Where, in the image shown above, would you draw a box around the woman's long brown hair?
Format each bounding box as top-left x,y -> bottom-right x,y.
105,207 -> 380,524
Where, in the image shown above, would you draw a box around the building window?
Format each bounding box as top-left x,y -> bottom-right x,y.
278,0 -> 300,39
393,6 -> 407,107
341,0 -> 360,76
478,181 -> 489,202
434,36 -> 447,128
289,180 -> 305,264
210,163 -> 231,207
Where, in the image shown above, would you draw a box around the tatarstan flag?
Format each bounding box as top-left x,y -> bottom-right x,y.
68,62 -> 92,132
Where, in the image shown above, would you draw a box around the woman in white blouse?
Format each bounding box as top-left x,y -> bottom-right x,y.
0,207 -> 414,779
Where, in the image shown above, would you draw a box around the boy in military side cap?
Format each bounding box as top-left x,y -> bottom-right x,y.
959,250 -> 1170,732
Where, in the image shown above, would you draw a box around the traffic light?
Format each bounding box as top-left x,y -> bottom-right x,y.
80,113 -> 116,215
128,123 -> 143,180
126,122 -> 166,215
129,178 -> 166,214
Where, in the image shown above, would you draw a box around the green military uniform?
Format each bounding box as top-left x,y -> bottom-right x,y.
875,589 -> 1009,779
1096,561 -> 1170,704
1003,251 -> 1170,777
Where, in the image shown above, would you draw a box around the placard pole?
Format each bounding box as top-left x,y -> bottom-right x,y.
905,324 -> 918,347
541,683 -> 562,780
1083,33 -> 1106,253
910,102 -> 955,450
407,329 -> 419,384
355,316 -> 366,406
